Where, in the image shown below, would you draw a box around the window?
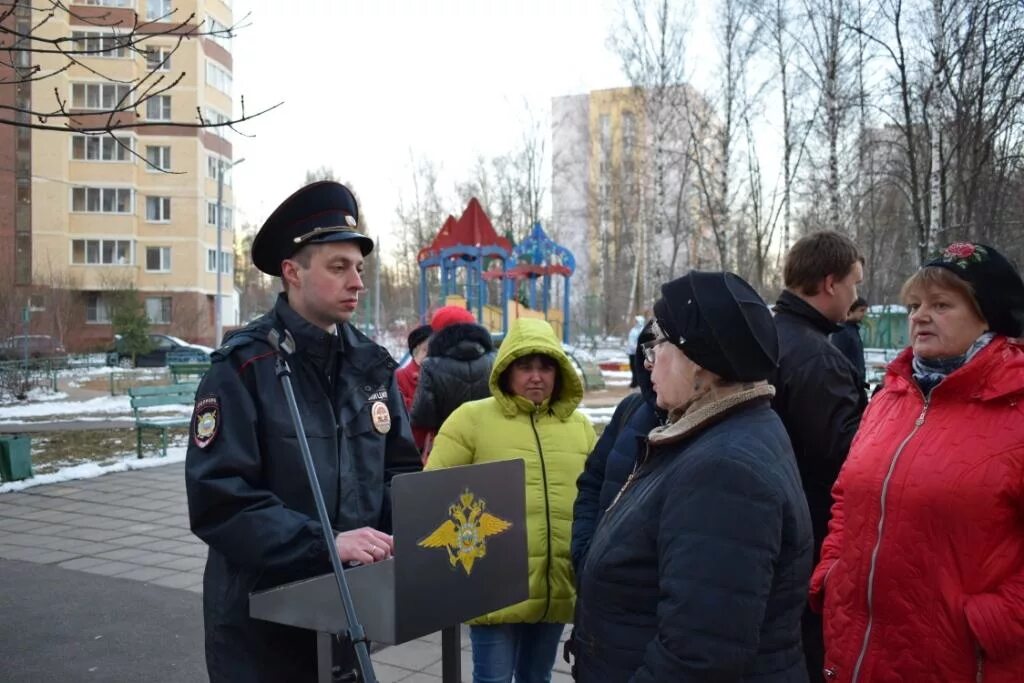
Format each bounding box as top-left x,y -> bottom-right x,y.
71,82 -> 132,110
81,0 -> 132,6
85,293 -> 113,324
145,46 -> 171,71
72,239 -> 133,265
146,0 -> 172,20
206,155 -> 235,185
72,31 -> 129,58
207,249 -> 232,274
146,246 -> 171,271
205,16 -> 233,49
145,297 -> 172,324
205,59 -> 232,94
145,145 -> 171,171
206,201 -> 233,229
71,134 -> 132,161
71,187 -> 133,213
203,107 -> 231,138
145,196 -> 171,222
146,95 -> 171,121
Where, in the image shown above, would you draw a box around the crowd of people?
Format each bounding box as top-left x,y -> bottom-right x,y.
184,180 -> 1024,683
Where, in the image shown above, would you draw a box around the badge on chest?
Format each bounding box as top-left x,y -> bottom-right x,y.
371,401 -> 391,434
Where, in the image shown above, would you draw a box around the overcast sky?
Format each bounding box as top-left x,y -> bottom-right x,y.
227,1 -> 724,264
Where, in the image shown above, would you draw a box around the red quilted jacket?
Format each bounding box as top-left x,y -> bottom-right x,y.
810,336 -> 1024,682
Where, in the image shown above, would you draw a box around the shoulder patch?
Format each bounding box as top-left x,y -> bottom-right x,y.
211,332 -> 261,362
192,395 -> 220,449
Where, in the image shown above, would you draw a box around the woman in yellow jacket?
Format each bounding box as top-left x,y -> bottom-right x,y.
426,317 -> 596,683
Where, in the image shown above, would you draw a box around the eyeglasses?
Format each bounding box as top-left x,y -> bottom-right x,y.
642,338 -> 668,364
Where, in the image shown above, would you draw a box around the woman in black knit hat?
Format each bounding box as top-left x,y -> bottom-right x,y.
810,242 -> 1024,682
572,270 -> 814,682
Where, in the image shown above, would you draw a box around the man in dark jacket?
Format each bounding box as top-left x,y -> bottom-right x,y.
831,296 -> 868,389
410,305 -> 495,452
185,182 -> 421,683
769,231 -> 867,682
571,319 -> 663,572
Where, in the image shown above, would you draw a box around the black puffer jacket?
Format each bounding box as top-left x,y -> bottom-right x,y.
574,389 -> 813,682
185,294 -> 421,683
410,322 -> 495,432
769,291 -> 866,557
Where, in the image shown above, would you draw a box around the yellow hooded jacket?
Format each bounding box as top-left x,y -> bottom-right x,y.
425,318 -> 596,625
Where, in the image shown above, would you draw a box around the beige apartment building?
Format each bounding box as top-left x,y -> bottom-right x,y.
1,0 -> 237,350
552,86 -> 711,336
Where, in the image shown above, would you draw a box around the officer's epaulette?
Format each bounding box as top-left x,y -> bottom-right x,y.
211,320 -> 273,362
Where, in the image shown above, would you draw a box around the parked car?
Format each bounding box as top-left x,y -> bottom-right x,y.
106,334 -> 213,368
0,335 -> 67,361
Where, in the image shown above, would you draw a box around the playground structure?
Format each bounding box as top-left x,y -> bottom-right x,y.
417,199 -> 576,341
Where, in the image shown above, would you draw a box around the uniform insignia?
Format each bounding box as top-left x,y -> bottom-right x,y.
370,401 -> 391,434
367,387 -> 389,401
192,396 -> 220,449
418,490 -> 512,576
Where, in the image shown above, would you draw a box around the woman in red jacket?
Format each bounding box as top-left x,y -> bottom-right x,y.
810,242 -> 1024,683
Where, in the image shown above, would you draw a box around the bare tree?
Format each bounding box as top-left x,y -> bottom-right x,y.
610,0 -> 700,322
0,1 -> 279,169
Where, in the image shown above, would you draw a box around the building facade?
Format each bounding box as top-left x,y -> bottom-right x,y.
1,0 -> 238,350
552,86 -> 710,338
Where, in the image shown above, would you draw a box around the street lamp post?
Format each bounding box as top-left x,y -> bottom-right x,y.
215,157 -> 244,347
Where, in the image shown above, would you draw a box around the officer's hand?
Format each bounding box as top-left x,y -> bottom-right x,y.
335,527 -> 394,565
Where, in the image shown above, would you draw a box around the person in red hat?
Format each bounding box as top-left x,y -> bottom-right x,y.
410,305 -> 496,462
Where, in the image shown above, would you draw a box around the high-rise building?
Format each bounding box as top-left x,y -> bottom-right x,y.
552,85 -> 710,337
0,0 -> 237,350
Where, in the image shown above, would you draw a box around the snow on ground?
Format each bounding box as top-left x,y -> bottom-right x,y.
0,446 -> 186,494
602,370 -> 632,387
0,394 -> 192,424
577,406 -> 616,425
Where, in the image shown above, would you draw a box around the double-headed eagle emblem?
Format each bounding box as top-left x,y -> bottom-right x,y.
418,489 -> 511,575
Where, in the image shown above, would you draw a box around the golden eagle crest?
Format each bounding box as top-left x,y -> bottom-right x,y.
417,489 -> 511,575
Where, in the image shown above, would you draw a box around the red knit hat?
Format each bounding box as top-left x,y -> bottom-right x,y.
430,305 -> 476,332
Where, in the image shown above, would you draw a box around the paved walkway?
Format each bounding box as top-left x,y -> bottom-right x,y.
0,462 -> 573,682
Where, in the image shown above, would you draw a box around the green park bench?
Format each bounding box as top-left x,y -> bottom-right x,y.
128,383 -> 198,459
169,361 -> 210,383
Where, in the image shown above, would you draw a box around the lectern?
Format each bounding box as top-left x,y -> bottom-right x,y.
251,459 -> 529,682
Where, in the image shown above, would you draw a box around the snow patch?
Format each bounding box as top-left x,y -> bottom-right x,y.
0,446 -> 186,494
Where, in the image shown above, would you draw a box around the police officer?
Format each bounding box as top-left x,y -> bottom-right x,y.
185,181 -> 422,682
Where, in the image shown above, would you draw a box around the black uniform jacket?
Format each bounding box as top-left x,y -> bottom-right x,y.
769,291 -> 866,557
185,295 -> 421,683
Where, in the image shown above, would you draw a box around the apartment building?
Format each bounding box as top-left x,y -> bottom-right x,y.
0,0 -> 238,350
552,86 -> 710,337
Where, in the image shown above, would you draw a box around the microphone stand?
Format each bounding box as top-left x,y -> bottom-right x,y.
269,329 -> 376,683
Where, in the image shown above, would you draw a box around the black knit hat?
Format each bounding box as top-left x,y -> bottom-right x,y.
925,242 -> 1024,337
406,324 -> 433,354
653,271 -> 779,382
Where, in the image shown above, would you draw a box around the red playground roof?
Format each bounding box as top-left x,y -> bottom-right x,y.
418,198 -> 512,261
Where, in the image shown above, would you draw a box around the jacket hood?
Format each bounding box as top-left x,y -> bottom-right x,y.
489,318 -> 583,419
426,322 -> 494,361
884,335 -> 1024,402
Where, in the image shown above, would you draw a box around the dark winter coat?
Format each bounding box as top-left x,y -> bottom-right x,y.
185,294 -> 421,683
769,291 -> 866,557
574,387 -> 813,682
410,322 -> 495,432
830,321 -> 866,388
571,341 -> 663,573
